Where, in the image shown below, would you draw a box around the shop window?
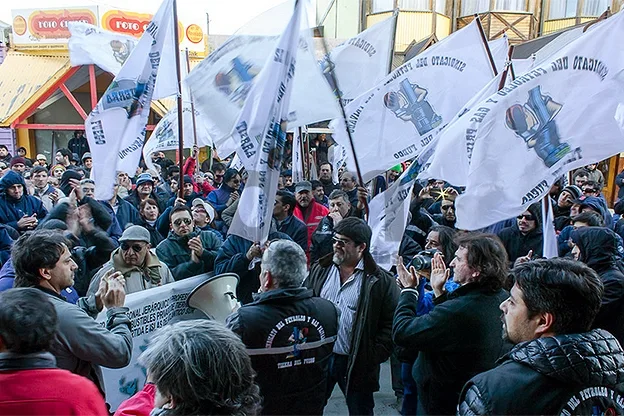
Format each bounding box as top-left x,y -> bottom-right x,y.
372,0 -> 394,13
549,0 -> 579,18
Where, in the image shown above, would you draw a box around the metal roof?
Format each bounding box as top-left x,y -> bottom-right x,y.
0,50 -> 70,126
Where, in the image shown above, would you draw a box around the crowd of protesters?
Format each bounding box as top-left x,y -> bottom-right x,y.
1,133 -> 624,415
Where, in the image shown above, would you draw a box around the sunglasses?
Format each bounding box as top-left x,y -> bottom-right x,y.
215,174 -> 224,178
583,188 -> 597,194
332,236 -> 353,247
173,218 -> 192,227
517,214 -> 535,221
121,243 -> 144,253
441,205 -> 455,211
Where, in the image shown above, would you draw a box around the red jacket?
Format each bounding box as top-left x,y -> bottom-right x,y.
115,383 -> 156,416
294,200 -> 329,250
183,157 -> 215,197
0,367 -> 107,415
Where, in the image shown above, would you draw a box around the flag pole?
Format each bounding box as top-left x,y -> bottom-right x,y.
498,44 -> 515,90
173,0 -> 185,198
474,15 -> 498,76
386,9 -> 399,74
318,37 -> 366,190
298,126 -> 306,180
185,48 -> 199,147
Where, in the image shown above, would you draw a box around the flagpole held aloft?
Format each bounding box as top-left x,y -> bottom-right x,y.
474,15 -> 498,77
185,48 -> 199,147
318,35 -> 368,216
173,0 -> 185,199
498,44 -> 515,90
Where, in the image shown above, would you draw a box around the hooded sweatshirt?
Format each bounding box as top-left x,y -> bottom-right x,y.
0,171 -> 47,232
571,227 -> 624,345
497,203 -> 543,264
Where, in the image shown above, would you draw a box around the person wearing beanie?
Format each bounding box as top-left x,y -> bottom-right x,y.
554,185 -> 582,218
88,225 -> 174,295
36,154 -> 49,170
125,172 -> 166,213
9,157 -> 27,176
50,164 -> 66,179
81,152 -> 92,177
0,170 -> 47,233
497,202 -> 544,266
166,175 -> 203,208
305,217 -> 399,415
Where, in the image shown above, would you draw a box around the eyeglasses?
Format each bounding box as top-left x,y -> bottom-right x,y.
583,188 -> 597,194
215,174 -> 224,178
173,218 -> 192,227
121,243 -> 144,253
441,205 -> 455,211
332,235 -> 353,247
517,214 -> 535,221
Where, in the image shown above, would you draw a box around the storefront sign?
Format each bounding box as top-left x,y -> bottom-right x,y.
12,7 -> 99,49
11,5 -> 205,55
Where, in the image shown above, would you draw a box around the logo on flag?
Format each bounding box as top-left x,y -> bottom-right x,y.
505,85 -> 570,167
384,79 -> 443,136
110,39 -> 135,64
101,78 -> 148,117
214,57 -> 260,106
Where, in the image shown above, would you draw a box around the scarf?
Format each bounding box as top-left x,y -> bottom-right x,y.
112,248 -> 163,285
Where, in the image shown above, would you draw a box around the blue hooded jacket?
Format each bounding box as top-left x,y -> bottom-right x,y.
0,171 -> 47,232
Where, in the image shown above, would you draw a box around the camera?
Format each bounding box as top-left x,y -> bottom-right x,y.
408,249 -> 438,271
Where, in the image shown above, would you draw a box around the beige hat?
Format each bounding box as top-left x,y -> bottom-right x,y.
36,154 -> 47,162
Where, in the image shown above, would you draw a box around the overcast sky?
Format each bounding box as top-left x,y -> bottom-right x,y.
0,0 -> 293,35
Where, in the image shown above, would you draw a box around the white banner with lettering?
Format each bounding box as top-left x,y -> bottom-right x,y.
96,274 -> 211,411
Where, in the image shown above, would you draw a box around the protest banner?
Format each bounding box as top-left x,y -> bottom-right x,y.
96,273 -> 211,411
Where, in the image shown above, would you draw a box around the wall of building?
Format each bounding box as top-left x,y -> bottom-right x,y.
316,0 -> 361,39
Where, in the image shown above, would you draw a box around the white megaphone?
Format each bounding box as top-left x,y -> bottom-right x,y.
187,273 -> 240,322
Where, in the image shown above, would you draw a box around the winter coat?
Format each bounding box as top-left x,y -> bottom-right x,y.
87,248 -> 175,295
0,171 -> 47,232
458,329 -> 624,415
214,232 -> 291,305
31,184 -> 65,213
226,287 -> 339,415
166,190 -> 202,208
571,227 -> 624,345
100,198 -> 142,231
498,224 -> 543,264
294,200 -> 329,251
207,184 -> 238,215
0,352 -> 107,415
393,283 -> 509,415
305,253 -> 399,394
156,229 -> 222,280
275,214 -> 308,252
616,170 -> 624,200
35,286 -> 132,394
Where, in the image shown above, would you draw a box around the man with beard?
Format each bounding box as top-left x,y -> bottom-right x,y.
458,259 -> 624,415
498,203 -> 543,266
306,217 -> 398,415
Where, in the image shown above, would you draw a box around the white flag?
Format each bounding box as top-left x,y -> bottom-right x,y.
542,196 -> 558,258
322,12 -> 397,106
330,20 -> 496,183
85,0 -> 174,201
369,146 -> 435,269
489,35 -> 509,74
186,0 -> 340,153
331,143 -> 348,184
419,70 -> 507,186
228,0 -> 302,243
143,52 -> 214,174
68,21 -> 177,100
292,129 -> 304,183
455,11 -> 624,231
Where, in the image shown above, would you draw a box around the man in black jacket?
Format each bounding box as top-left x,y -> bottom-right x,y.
394,233 -> 510,415
227,240 -> 338,415
497,203 -> 543,266
306,217 -> 399,415
310,190 -> 357,263
458,258 -> 624,415
273,190 -> 308,252
570,226 -> 624,346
